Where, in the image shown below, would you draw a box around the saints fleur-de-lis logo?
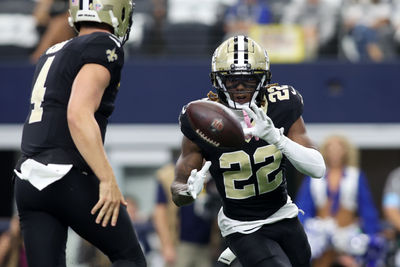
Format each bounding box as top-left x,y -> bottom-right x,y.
106,48 -> 118,62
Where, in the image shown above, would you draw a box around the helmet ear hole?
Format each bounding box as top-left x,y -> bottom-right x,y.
121,7 -> 126,22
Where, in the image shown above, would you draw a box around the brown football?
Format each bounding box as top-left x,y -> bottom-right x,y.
186,100 -> 245,148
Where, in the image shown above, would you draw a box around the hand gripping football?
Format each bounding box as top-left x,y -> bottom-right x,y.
186,100 -> 244,148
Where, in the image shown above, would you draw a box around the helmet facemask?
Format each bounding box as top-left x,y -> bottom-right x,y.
215,72 -> 267,109
210,35 -> 271,109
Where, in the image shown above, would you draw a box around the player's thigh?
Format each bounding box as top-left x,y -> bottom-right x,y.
60,170 -> 145,264
278,217 -> 312,267
225,231 -> 291,267
71,205 -> 144,263
19,209 -> 68,267
15,177 -> 68,267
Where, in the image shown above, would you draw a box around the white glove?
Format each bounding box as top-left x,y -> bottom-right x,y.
187,161 -> 211,199
242,103 -> 284,146
243,104 -> 326,178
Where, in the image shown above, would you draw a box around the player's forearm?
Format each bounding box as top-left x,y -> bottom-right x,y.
153,205 -> 175,248
277,136 -> 326,178
68,112 -> 114,181
171,154 -> 203,206
171,181 -> 194,206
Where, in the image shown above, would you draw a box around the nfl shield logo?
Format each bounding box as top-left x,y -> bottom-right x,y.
210,119 -> 224,133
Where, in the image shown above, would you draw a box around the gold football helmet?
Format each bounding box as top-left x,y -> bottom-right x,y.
68,0 -> 134,44
210,35 -> 271,109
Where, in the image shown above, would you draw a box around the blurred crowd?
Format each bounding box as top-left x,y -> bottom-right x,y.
126,0 -> 400,62
1,0 -> 400,62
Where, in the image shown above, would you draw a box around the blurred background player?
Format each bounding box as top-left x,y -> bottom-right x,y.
171,35 -> 326,267
0,215 -> 27,267
12,0 -> 147,266
153,151 -> 220,267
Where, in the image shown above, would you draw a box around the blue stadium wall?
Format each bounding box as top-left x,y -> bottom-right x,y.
1,60 -> 399,124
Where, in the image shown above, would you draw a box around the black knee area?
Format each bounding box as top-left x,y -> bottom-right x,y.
112,259 -> 146,267
109,246 -> 146,267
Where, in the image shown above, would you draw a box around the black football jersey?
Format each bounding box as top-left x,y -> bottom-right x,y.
19,32 -> 124,172
179,85 -> 303,221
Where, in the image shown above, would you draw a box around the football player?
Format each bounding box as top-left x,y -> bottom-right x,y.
171,35 -> 326,267
13,0 -> 146,266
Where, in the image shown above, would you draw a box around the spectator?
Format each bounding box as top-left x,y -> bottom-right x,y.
0,215 -> 27,267
0,0 -> 38,60
162,0 -> 231,56
281,0 -> 340,60
126,195 -> 155,257
153,160 -> 220,267
392,0 -> 400,52
296,135 -> 383,267
76,239 -> 110,267
30,0 -> 75,63
153,163 -> 178,266
139,0 -> 167,55
224,0 -> 273,38
382,167 -> 400,267
340,0 -> 397,62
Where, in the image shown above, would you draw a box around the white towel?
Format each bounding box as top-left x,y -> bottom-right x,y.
14,159 -> 73,191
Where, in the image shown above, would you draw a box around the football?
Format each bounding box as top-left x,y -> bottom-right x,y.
185,100 -> 245,148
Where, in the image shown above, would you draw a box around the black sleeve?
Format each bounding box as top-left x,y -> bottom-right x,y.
266,85 -> 304,136
81,34 -> 124,76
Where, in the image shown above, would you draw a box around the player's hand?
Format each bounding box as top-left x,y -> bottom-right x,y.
162,244 -> 176,264
242,103 -> 283,145
91,177 -> 127,227
187,161 -> 211,199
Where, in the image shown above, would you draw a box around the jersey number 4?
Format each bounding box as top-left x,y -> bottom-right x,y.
220,145 -> 283,199
29,56 -> 55,123
29,40 -> 69,123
